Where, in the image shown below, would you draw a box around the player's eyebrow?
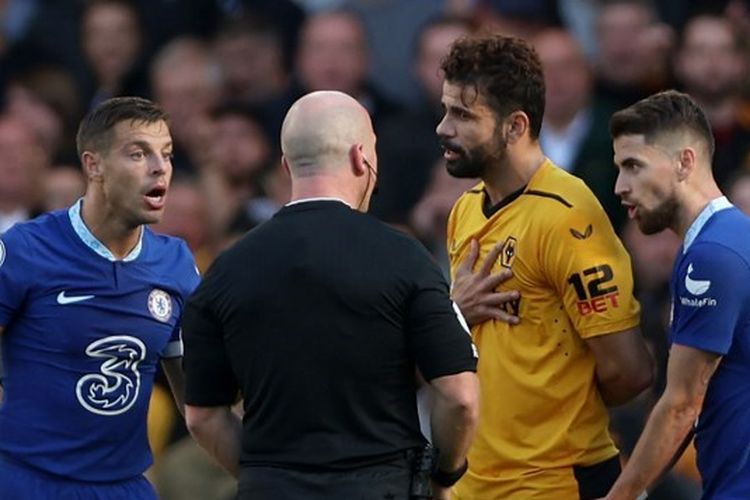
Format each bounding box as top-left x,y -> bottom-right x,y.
126,139 -> 173,152
618,157 -> 642,169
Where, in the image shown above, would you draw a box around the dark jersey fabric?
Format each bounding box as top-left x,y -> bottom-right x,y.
183,200 -> 477,469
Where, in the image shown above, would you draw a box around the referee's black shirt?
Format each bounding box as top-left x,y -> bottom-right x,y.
183,200 -> 477,469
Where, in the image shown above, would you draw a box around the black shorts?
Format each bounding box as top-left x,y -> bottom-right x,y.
238,456 -> 412,500
574,455 -> 621,500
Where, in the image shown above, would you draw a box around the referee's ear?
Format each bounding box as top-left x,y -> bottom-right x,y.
349,143 -> 367,178
81,151 -> 104,183
281,156 -> 292,178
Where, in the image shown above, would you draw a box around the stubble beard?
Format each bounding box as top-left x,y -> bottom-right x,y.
444,134 -> 507,180
637,193 -> 680,235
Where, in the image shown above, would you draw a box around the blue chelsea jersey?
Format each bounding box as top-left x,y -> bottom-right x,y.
0,202 -> 200,482
670,198 -> 750,499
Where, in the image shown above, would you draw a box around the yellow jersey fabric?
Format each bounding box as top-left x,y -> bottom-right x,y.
448,160 -> 640,499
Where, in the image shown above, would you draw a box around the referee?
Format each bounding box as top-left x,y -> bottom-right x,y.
183,90 -> 479,500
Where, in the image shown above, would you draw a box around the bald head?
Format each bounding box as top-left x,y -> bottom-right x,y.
281,91 -> 375,175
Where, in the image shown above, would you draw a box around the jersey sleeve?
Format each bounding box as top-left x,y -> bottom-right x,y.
543,199 -> 640,339
162,242 -> 202,359
405,243 -> 478,381
671,243 -> 750,355
0,227 -> 34,328
182,265 -> 239,406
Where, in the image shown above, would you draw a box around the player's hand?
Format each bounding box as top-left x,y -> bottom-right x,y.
451,239 -> 520,327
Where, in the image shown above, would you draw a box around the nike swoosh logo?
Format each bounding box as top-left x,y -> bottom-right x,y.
685,263 -> 711,296
57,291 -> 95,305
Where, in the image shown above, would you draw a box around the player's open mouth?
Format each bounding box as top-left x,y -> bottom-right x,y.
144,186 -> 167,210
442,147 -> 462,161
624,204 -> 637,219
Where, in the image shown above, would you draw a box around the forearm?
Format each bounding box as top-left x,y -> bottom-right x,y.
596,356 -> 653,407
597,373 -> 649,407
162,358 -> 186,418
606,397 -> 696,499
187,406 -> 243,478
430,387 -> 478,470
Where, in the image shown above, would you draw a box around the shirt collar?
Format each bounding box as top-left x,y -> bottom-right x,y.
683,196 -> 733,253
68,199 -> 143,262
285,197 -> 351,208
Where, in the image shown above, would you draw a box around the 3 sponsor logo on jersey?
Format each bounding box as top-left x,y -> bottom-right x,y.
148,288 -> 172,322
76,335 -> 146,416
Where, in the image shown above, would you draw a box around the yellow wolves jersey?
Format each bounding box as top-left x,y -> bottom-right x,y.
448,160 -> 640,499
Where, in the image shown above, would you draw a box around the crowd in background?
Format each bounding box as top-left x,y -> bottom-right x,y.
2,0 -> 750,498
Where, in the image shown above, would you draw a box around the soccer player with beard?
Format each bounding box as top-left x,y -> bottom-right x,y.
437,35 -> 654,499
603,91 -> 750,499
0,97 -> 199,499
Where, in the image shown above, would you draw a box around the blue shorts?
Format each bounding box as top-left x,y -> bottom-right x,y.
0,454 -> 157,500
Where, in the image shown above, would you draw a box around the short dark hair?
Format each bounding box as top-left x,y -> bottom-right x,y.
440,35 -> 545,138
76,96 -> 168,158
609,90 -> 715,157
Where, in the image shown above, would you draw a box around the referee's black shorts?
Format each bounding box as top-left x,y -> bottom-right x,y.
237,455 -> 412,500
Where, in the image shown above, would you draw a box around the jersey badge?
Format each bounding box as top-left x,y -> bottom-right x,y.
501,237 -> 517,268
148,289 -> 172,322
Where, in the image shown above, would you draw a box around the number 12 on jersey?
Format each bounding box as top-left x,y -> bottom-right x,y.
567,264 -> 620,315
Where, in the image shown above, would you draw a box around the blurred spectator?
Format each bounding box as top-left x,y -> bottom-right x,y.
294,9 -> 400,128
39,165 -> 85,213
535,28 -> 625,231
151,37 -> 223,172
726,170 -> 750,215
371,16 -> 471,226
3,65 -> 81,161
595,0 -> 675,108
674,13 -> 750,187
0,116 -> 49,232
557,0 -> 600,60
80,0 -> 149,108
209,103 -> 272,199
410,159 -> 476,272
152,174 -> 214,273
213,15 -> 293,148
346,0 -> 444,106
477,0 -> 559,40
156,436 -> 235,500
211,103 -> 283,237
214,16 -> 290,105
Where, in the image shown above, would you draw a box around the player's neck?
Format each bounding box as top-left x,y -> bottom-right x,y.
483,146 -> 546,206
80,195 -> 142,260
673,182 -> 724,238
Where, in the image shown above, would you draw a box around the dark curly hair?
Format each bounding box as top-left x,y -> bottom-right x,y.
441,35 -> 545,139
609,90 -> 715,157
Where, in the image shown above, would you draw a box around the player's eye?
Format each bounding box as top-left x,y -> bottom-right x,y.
130,151 -> 145,161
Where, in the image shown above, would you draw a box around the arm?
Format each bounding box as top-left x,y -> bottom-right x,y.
451,239 -> 520,326
586,326 -> 654,406
185,404 -> 243,478
161,357 -> 185,418
429,370 -> 479,499
605,344 -> 721,499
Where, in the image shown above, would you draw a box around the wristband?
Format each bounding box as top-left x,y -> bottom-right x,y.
431,459 -> 468,487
